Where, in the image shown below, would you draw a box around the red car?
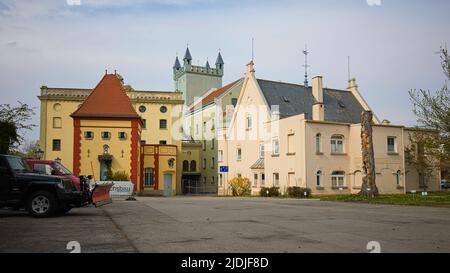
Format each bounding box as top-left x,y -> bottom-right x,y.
26,160 -> 82,191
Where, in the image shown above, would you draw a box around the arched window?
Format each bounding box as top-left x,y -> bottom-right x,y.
331,135 -> 344,153
190,160 -> 197,172
395,170 -> 401,186
331,171 -> 345,188
182,160 -> 189,172
316,170 -> 322,186
315,133 -> 322,153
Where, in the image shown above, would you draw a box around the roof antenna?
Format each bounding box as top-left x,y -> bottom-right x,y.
348,56 -> 351,81
251,37 -> 254,62
302,44 -> 310,87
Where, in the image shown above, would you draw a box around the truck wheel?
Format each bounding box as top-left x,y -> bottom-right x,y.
27,191 -> 57,218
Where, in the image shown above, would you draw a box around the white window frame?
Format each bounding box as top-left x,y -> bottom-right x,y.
218,150 -> 224,162
253,173 -> 258,187
331,171 -> 345,188
387,136 -> 397,153
315,133 -> 322,153
331,135 -> 344,154
272,139 -> 279,155
211,157 -> 215,169
236,148 -> 242,161
273,173 -> 280,187
259,144 -> 265,159
316,170 -> 322,186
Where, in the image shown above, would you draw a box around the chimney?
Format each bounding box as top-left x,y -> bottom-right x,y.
312,76 -> 324,121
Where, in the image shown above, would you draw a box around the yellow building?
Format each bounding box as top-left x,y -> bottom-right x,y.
39,72 -> 184,195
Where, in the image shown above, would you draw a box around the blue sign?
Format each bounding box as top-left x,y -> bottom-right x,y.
220,166 -> 229,173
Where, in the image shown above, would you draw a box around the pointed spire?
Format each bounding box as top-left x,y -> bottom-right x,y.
173,56 -> 181,69
205,60 -> 211,69
183,47 -> 192,61
215,52 -> 224,65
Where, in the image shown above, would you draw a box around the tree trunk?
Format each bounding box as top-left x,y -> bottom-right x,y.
359,111 -> 379,197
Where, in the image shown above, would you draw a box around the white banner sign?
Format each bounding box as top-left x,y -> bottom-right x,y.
99,181 -> 134,196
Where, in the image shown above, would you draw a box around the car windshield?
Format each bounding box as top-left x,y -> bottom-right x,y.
53,162 -> 72,175
6,157 -> 32,173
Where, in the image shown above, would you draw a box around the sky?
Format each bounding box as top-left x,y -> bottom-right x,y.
0,0 -> 449,146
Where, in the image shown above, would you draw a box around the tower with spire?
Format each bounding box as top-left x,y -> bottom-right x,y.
173,47 -> 224,106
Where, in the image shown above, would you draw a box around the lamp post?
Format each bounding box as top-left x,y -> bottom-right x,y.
36,149 -> 44,160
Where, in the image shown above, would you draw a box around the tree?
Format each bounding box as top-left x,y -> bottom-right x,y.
21,140 -> 41,159
407,46 -> 450,185
229,177 -> 251,196
0,101 -> 36,154
359,111 -> 379,197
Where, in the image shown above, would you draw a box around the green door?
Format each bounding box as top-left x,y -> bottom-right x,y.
164,174 -> 172,196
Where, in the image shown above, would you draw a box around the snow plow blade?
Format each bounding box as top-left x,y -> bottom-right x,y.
91,183 -> 113,207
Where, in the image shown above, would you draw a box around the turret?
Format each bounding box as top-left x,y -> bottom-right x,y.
215,52 -> 224,71
183,47 -> 192,66
173,56 -> 181,72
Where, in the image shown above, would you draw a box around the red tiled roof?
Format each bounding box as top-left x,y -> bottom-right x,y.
71,74 -> 140,119
190,79 -> 242,112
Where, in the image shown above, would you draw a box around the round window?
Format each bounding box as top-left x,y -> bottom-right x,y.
139,105 -> 146,113
160,106 -> 167,113
53,103 -> 61,111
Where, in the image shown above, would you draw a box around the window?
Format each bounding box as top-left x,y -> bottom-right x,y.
287,134 -> 295,154
101,132 -> 111,140
273,173 -> 279,186
53,117 -> 62,128
218,150 -> 224,162
52,139 -> 61,151
118,132 -> 127,140
142,119 -> 147,129
159,140 -> 167,145
139,105 -> 146,113
190,160 -> 197,172
211,157 -> 215,169
219,174 -> 223,187
315,133 -> 322,153
288,173 -> 295,187
272,139 -> 279,155
211,176 -> 215,185
211,138 -> 215,149
182,160 -> 189,172
160,119 -> 167,129
253,173 -> 258,187
203,121 -> 206,132
196,124 -> 199,135
231,98 -> 238,107
331,135 -> 344,153
202,158 -> 206,169
34,164 -> 53,175
316,171 -> 322,186
395,170 -> 401,186
202,140 -> 206,151
203,176 -> 207,184
144,168 -> 154,187
331,171 -> 345,188
387,136 -> 397,153
211,119 -> 215,130
246,116 -> 252,129
259,144 -> 265,159
261,173 -> 265,186
84,131 -> 94,140
236,148 -> 242,160
160,106 -> 167,113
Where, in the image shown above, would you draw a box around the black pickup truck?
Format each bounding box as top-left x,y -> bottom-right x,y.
0,154 -> 112,217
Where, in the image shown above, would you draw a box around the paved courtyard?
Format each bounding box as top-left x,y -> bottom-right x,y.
1,196 -> 449,253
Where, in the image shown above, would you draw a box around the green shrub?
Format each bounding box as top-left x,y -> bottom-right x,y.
110,170 -> 130,181
287,187 -> 311,198
229,177 -> 251,196
260,187 -> 280,197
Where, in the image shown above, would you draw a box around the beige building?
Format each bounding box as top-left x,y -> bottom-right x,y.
218,62 -> 440,195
